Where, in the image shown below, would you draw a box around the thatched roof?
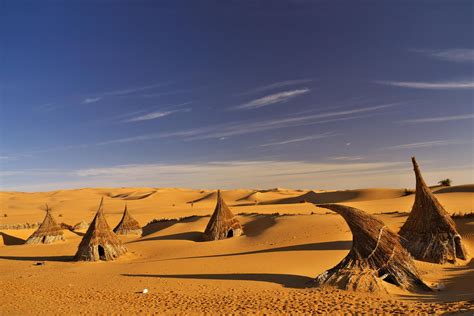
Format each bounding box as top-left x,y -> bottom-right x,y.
399,157 -> 468,263
25,205 -> 65,245
74,198 -> 127,261
314,204 -> 430,292
113,204 -> 142,235
203,190 -> 243,241
72,220 -> 89,231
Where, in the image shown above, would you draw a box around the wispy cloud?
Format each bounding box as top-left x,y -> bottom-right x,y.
330,156 -> 365,161
100,83 -> 166,97
258,132 -> 336,147
386,139 -> 472,150
99,102 -> 399,145
374,80 -> 474,90
401,113 -> 474,124
126,108 -> 191,122
413,49 -> 474,62
235,88 -> 310,109
240,79 -> 313,95
82,97 -> 102,104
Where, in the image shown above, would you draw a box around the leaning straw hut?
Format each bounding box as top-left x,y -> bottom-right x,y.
25,205 -> 65,244
203,190 -> 243,241
74,198 -> 127,261
399,157 -> 468,263
314,204 -> 430,292
113,204 -> 142,235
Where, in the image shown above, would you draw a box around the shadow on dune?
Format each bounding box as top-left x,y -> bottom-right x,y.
69,230 -> 85,237
141,216 -> 204,237
243,215 -> 277,237
0,255 -> 74,262
159,240 -> 351,261
1,232 -> 26,245
122,273 -> 313,289
133,231 -> 203,243
399,259 -> 474,303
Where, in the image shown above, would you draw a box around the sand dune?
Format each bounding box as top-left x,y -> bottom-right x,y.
261,188 -> 408,205
0,186 -> 473,313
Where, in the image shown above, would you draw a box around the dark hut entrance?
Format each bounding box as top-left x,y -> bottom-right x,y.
227,230 -> 234,238
98,245 -> 106,260
454,236 -> 465,259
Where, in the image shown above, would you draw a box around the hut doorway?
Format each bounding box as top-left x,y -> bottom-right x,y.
98,245 -> 106,260
227,230 -> 234,238
454,236 -> 465,259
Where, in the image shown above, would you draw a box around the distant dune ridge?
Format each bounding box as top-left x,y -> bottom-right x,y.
399,157 -> 468,263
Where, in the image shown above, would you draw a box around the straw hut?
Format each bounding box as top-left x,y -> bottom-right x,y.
113,204 -> 142,235
203,190 -> 243,241
399,157 -> 468,263
72,220 -> 89,231
25,204 -> 65,244
314,204 -> 430,292
74,198 -> 127,261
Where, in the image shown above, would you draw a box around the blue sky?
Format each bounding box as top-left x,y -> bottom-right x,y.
1,1 -> 473,191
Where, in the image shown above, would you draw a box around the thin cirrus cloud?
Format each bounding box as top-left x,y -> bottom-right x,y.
98,102 -> 399,145
258,132 -> 336,147
400,113 -> 474,124
125,108 -> 191,122
82,97 -> 102,104
235,88 -> 310,110
413,49 -> 474,62
386,139 -> 472,150
82,82 -> 168,105
240,78 -> 313,95
374,80 -> 474,90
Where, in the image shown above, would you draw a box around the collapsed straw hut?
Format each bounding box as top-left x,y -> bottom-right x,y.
314,204 -> 430,292
25,204 -> 65,244
74,198 -> 127,261
399,157 -> 468,263
113,204 -> 142,235
203,190 -> 243,241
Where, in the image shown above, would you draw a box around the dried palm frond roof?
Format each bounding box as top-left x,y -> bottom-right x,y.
399,157 -> 468,263
113,204 -> 142,235
314,204 -> 430,293
25,204 -> 65,245
203,190 -> 243,241
74,198 -> 127,261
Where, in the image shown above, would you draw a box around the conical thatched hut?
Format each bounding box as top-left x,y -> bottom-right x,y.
314,204 -> 430,292
399,157 -> 468,263
72,220 -> 89,231
203,190 -> 243,241
25,205 -> 65,244
74,198 -> 127,261
113,204 -> 142,235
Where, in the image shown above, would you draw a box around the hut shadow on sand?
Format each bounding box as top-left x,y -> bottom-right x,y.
0,255 -> 74,262
1,232 -> 26,245
150,240 -> 352,262
122,273 -> 313,289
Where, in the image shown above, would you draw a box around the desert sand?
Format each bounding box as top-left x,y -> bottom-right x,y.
0,186 -> 473,314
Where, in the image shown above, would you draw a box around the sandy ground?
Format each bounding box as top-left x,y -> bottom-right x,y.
1,186 -> 473,314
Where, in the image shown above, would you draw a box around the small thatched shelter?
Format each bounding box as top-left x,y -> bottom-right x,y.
74,198 -> 127,261
314,204 -> 430,292
72,220 -> 89,231
399,157 -> 468,263
25,205 -> 65,245
113,204 -> 142,235
203,190 -> 243,241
